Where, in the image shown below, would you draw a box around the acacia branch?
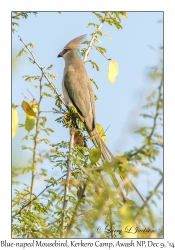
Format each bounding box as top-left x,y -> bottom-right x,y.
110,172 -> 126,203
109,160 -> 146,204
83,12 -> 111,62
18,36 -> 67,107
147,77 -> 163,141
29,74 -> 43,213
92,44 -> 110,60
12,12 -> 33,19
109,205 -> 115,238
135,177 -> 163,219
65,183 -> 87,238
61,128 -> 75,237
12,173 -> 67,219
130,77 -> 163,158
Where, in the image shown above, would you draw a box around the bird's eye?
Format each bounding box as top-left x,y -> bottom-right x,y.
63,49 -> 70,54
58,48 -> 70,58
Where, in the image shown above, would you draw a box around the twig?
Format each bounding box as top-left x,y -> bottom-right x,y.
40,111 -> 54,113
130,77 -> 163,158
78,209 -> 93,217
109,206 -> 115,238
129,178 -> 145,203
12,173 -> 67,219
18,36 -> 67,107
27,88 -> 37,102
92,44 -> 110,60
29,74 -> 43,213
135,177 -> 163,219
109,159 -> 146,204
83,12 -> 111,62
65,183 -> 87,238
153,142 -> 163,147
148,45 -> 163,55
130,78 -> 163,159
12,12 -> 33,19
61,128 -> 75,237
21,93 -> 31,102
147,77 -> 163,141
110,172 -> 126,203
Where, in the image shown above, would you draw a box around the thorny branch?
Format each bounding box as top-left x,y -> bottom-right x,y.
147,77 -> 163,141
18,39 -> 78,223
130,77 -> 163,158
135,177 -> 163,219
65,182 -> 87,237
92,44 -> 110,60
12,12 -> 34,19
18,36 -> 67,107
12,173 -> 67,219
29,74 -> 43,213
83,12 -> 111,62
61,128 -> 75,237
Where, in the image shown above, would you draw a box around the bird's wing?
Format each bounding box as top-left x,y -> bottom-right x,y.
64,71 -> 93,119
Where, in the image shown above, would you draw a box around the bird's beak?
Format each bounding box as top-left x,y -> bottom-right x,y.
57,52 -> 63,58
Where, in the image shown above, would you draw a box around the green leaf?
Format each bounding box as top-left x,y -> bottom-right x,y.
96,30 -> 102,36
147,207 -> 155,228
12,109 -> 18,138
46,64 -> 53,70
96,123 -> 107,142
87,60 -> 99,71
12,22 -> 19,27
87,22 -> 98,28
89,146 -> 101,164
120,12 -> 129,19
47,73 -> 57,80
140,113 -> 153,119
28,43 -> 34,48
94,38 -> 102,43
46,128 -> 54,133
28,57 -> 34,63
16,48 -> 27,57
104,33 -> 112,39
81,40 -> 89,45
95,46 -> 107,55
43,92 -> 53,98
92,12 -> 103,20
45,177 -> 58,186
90,78 -> 98,89
25,118 -> 35,132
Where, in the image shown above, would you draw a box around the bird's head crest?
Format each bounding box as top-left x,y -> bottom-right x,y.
58,35 -> 86,58
64,34 -> 86,49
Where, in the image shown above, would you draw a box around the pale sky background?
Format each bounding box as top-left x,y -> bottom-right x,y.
0,0 -> 174,242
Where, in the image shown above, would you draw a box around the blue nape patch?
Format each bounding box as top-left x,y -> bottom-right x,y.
76,50 -> 83,61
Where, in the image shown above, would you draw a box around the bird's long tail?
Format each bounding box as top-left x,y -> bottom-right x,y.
91,128 -> 145,204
